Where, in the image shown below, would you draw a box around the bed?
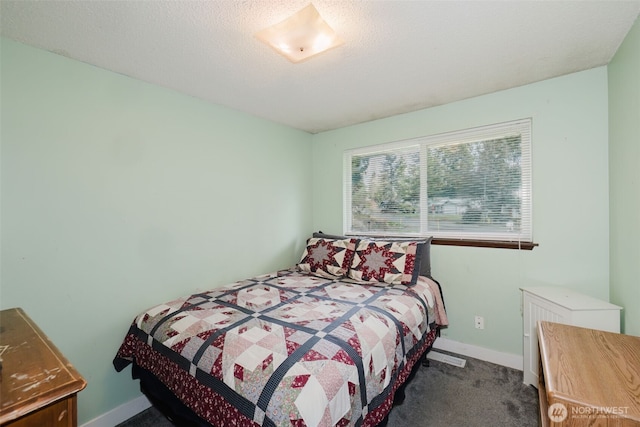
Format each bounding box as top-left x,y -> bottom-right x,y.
113,235 -> 447,427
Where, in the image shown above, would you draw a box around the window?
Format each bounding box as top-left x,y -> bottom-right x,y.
343,119 -> 534,249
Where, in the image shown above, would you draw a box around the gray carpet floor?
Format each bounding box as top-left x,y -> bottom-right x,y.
116,350 -> 538,427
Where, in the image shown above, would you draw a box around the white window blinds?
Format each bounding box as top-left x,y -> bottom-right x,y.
343,119 -> 532,243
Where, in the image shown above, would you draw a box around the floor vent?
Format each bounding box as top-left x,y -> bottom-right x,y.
427,350 -> 467,368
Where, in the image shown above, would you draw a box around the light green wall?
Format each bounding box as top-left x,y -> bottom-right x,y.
311,67 -> 611,356
608,17 -> 640,336
0,38 -> 312,423
3,24 -> 636,423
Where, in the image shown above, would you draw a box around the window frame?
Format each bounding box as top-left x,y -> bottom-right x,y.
343,119 -> 536,250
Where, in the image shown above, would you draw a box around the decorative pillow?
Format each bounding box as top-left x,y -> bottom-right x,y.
298,237 -> 358,279
418,236 -> 433,277
348,239 -> 422,285
314,231 -> 433,278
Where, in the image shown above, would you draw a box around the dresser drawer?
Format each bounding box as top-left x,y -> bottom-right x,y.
3,397 -> 77,427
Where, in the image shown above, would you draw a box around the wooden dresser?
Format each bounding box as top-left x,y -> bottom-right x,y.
537,321 -> 640,426
0,308 -> 86,426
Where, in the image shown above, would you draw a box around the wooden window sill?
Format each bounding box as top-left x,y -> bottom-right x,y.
431,238 -> 538,250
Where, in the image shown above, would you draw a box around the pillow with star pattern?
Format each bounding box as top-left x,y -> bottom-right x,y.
348,239 -> 422,285
313,231 -> 432,278
297,237 -> 358,279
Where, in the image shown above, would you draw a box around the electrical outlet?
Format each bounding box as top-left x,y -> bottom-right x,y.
474,315 -> 485,330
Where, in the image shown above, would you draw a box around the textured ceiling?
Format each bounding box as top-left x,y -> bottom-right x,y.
2,1 -> 639,134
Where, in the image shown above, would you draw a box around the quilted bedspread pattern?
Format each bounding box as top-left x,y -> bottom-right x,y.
114,268 -> 440,427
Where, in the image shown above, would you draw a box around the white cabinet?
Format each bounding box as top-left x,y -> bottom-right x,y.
520,286 -> 622,387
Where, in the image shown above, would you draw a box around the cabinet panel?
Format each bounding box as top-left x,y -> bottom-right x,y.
523,293 -> 566,386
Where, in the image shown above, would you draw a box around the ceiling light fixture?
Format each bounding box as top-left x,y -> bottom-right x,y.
255,3 -> 344,63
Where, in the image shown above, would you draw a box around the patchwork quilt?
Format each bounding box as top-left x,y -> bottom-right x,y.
114,268 -> 444,427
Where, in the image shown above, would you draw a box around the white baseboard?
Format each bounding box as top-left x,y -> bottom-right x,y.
81,339 -> 521,426
433,337 -> 523,371
80,395 -> 151,427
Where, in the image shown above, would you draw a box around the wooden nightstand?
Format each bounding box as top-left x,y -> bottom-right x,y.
537,321 -> 640,426
0,308 -> 87,426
